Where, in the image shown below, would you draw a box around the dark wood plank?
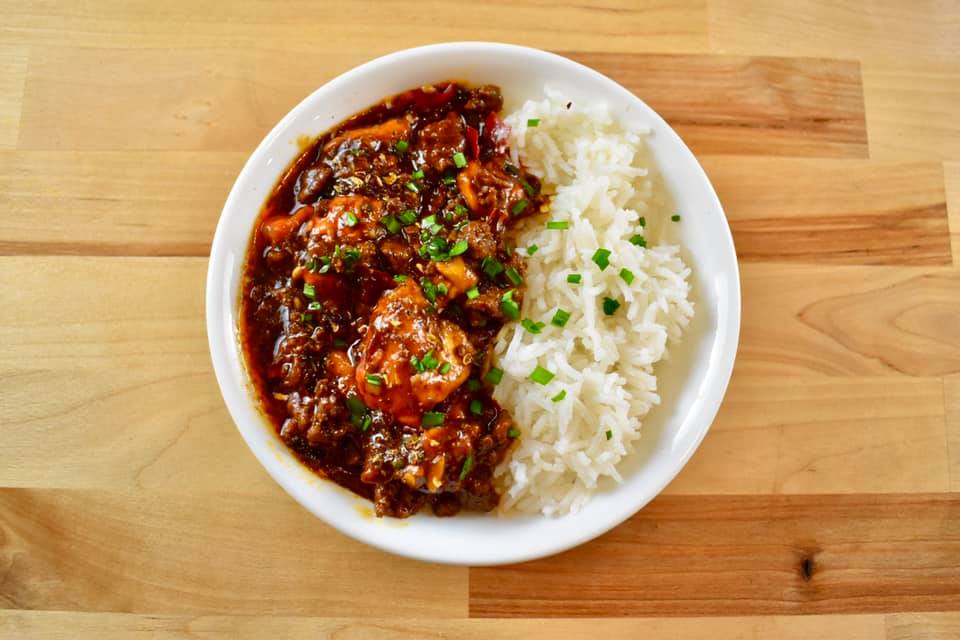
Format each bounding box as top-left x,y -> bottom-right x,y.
470,494 -> 960,618
567,52 -> 868,158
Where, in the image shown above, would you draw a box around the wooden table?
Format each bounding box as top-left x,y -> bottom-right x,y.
2,2 -> 959,637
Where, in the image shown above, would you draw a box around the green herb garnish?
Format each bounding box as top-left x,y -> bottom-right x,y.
592,248 -> 611,270
602,297 -> 621,316
484,367 -> 504,385
529,366 -> 555,385
422,411 -> 445,427
546,220 -> 569,230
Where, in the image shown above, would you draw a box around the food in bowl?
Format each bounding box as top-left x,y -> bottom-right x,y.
240,82 -> 545,517
239,80 -> 693,519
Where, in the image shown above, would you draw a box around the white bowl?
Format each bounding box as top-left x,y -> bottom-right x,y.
206,42 -> 740,566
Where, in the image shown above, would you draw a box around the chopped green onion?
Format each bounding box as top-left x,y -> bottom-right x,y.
453,151 -> 467,168
639,216 -> 646,227
436,283 -> 448,296
520,177 -> 538,197
393,274 -> 408,283
672,214 -> 681,222
602,297 -> 621,316
605,429 -> 613,440
306,257 -> 318,272
467,378 -> 482,391
511,199 -> 529,215
507,427 -> 521,438
365,373 -> 383,387
592,248 -> 612,270
442,174 -> 456,185
333,337 -> 348,348
546,220 -> 569,230
345,394 -> 366,416
343,211 -> 358,227
527,118 -> 540,127
504,266 -> 523,286
485,367 -> 504,385
405,181 -> 419,193
469,399 -> 483,416
440,361 -> 452,374
421,350 -> 439,370
398,209 -> 417,225
395,140 -> 409,154
303,282 -> 316,300
529,366 -> 555,385
501,290 -> 520,320
422,411 -> 445,427
629,234 -> 646,247
521,318 -> 545,334
449,240 -> 469,257
481,256 -> 505,279
454,204 -> 468,216
381,215 -> 401,234
410,355 -> 425,373
465,286 -> 480,300
421,214 -> 437,229
459,453 -> 474,480
412,169 -> 425,180
360,414 -> 372,431
527,244 -> 539,255
307,301 -> 322,311
566,273 -> 582,284
301,313 -> 314,324
551,389 -> 567,402
421,278 -> 439,302
551,309 -> 571,327
619,268 -> 635,284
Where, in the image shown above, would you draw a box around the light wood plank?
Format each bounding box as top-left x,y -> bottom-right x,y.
2,155 -> 948,262
703,157 -> 950,265
738,264 -> 960,376
0,0 -> 708,53
0,46 -> 28,148
568,53 -> 867,158
665,373 -> 949,495
863,63 -> 960,161
18,48 -> 863,157
0,488 -> 467,616
886,612 -> 960,640
946,376 -> 960,493
2,257 -> 957,495
470,494 -> 960,617
708,0 -> 960,65
0,151 -> 245,255
0,610 -> 890,639
946,162 -> 959,266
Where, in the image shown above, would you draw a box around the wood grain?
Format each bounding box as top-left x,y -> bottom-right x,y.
0,488 -> 467,616
469,494 -> 960,618
738,264 -> 960,377
1,257 -> 954,497
9,156 -> 949,260
568,52 -> 867,158
863,64 -> 960,161
17,48 -> 864,159
886,613 -> 960,640
946,376 -> 960,493
0,46 -> 27,148
708,0 -> 960,65
665,373 -> 949,495
946,161 -> 960,266
0,0 -> 708,53
0,610 -> 897,640
0,151 -> 245,256
704,157 -> 951,265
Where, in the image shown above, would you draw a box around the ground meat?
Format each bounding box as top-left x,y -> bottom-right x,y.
454,220 -> 498,260
296,166 -> 333,204
415,112 -> 466,173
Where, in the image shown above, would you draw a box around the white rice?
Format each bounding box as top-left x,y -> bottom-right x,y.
493,88 -> 694,516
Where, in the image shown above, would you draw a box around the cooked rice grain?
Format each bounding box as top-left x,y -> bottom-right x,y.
494,88 -> 694,516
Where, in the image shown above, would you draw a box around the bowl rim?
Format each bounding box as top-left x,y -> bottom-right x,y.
206,41 -> 741,565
